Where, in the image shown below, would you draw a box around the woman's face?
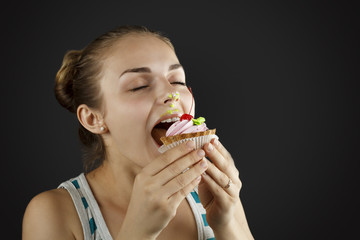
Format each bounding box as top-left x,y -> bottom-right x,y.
99,34 -> 193,167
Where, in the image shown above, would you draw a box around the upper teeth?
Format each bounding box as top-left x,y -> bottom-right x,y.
161,117 -> 180,123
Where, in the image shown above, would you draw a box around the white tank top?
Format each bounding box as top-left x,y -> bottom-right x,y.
58,173 -> 215,240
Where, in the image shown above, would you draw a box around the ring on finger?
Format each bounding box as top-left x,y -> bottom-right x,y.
223,177 -> 232,189
181,167 -> 190,174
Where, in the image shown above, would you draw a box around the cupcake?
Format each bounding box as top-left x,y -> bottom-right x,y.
158,113 -> 218,153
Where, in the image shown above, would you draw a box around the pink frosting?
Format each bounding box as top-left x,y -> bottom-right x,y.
166,119 -> 208,137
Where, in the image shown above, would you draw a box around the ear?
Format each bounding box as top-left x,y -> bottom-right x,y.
77,104 -> 107,134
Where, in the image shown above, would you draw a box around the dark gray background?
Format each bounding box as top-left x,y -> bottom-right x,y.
1,1 -> 359,239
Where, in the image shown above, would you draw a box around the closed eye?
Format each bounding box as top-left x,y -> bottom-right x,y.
130,85 -> 149,92
171,81 -> 186,86
130,82 -> 185,92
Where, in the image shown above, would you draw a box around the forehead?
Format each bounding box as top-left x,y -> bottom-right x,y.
103,34 -> 178,68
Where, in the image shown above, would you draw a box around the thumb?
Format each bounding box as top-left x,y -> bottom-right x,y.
197,175 -> 213,208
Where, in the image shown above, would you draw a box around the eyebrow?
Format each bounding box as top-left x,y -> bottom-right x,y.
120,64 -> 183,78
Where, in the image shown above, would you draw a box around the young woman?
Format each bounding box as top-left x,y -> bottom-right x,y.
22,25 -> 254,240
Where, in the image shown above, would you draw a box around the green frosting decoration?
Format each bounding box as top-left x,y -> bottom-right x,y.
192,117 -> 205,125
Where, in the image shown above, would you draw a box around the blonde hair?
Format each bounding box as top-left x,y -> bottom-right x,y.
54,25 -> 174,172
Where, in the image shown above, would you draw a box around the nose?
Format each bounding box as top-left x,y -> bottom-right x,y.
156,80 -> 181,105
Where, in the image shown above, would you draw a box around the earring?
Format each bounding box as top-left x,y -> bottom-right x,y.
100,126 -> 105,131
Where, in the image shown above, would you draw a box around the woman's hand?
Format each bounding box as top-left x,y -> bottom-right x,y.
199,138 -> 254,240
117,141 -> 208,240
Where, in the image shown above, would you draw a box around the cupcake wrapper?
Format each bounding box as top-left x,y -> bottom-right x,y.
158,134 -> 219,153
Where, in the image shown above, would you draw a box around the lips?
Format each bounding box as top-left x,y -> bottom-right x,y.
151,114 -> 180,146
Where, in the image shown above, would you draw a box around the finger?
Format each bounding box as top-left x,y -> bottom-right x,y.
156,149 -> 206,185
205,159 -> 240,196
201,171 -> 230,205
143,141 -> 195,175
162,158 -> 208,197
211,138 -> 233,162
167,174 -> 202,210
204,142 -> 239,184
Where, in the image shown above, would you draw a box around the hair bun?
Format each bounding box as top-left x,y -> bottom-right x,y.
54,50 -> 82,113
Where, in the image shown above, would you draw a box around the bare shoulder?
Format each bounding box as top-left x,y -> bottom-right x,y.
22,188 -> 83,240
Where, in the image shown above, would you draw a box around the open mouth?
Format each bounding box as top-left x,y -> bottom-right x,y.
151,116 -> 180,146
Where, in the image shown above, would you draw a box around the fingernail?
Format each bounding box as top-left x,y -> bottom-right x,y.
207,143 -> 214,152
186,141 -> 195,149
197,149 -> 205,157
213,138 -> 219,146
200,159 -> 207,168
196,176 -> 202,182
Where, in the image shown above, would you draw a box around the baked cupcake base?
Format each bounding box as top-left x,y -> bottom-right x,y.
158,129 -> 217,153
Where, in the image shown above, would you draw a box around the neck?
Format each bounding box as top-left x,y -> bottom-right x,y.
86,152 -> 142,206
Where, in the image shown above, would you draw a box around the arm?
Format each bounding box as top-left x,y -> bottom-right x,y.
200,138 -> 255,240
235,197 -> 255,239
116,141 -> 208,240
22,189 -> 80,240
211,200 -> 254,240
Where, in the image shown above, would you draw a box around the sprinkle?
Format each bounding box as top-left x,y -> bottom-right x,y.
192,117 -> 206,125
167,110 -> 173,114
170,103 -> 175,108
168,93 -> 173,98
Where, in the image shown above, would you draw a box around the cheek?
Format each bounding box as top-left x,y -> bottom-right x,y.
106,98 -> 150,130
107,98 -> 156,165
104,97 -> 152,160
